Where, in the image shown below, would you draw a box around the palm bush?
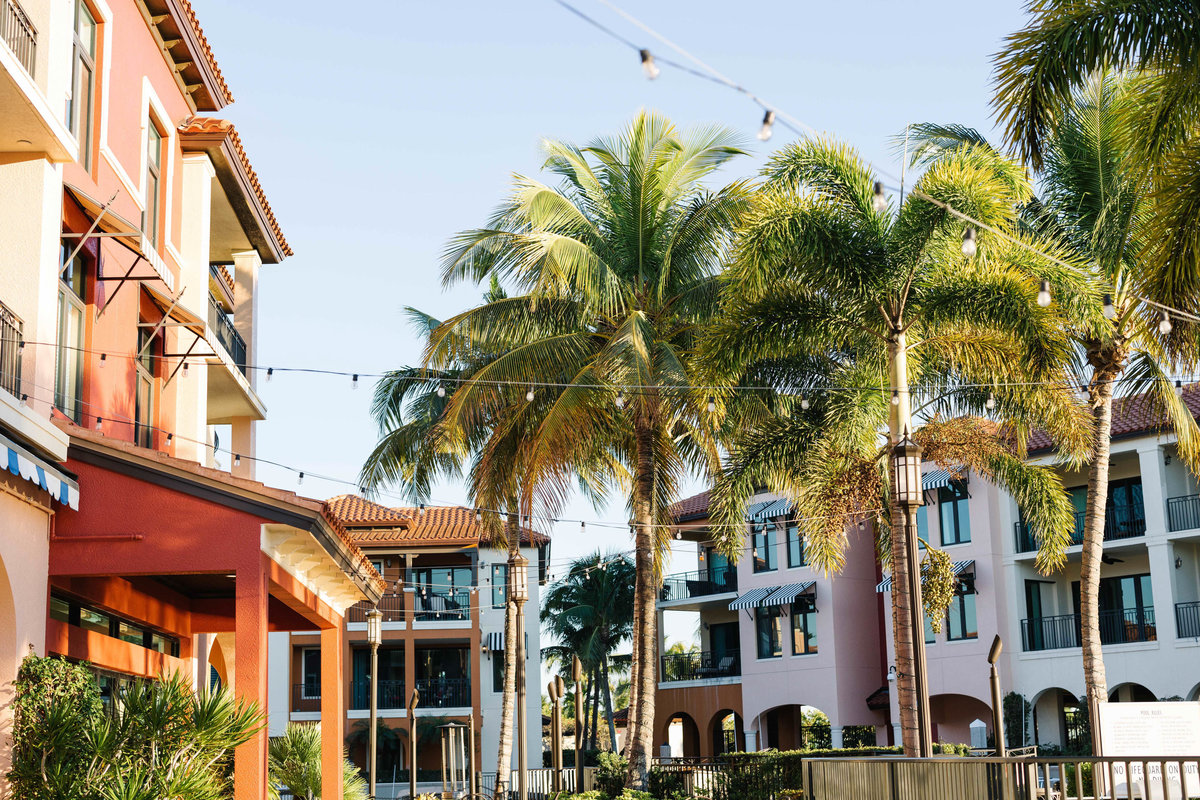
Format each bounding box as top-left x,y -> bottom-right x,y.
268,722 -> 367,800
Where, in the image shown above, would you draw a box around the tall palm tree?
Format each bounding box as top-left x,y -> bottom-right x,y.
993,1 -> 1200,311
541,552 -> 636,751
701,135 -> 1094,754
428,112 -> 752,782
923,76 -> 1200,751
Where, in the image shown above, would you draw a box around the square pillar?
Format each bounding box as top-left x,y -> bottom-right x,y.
232,250 -> 261,388
1138,444 -> 1168,535
231,416 -> 256,480
321,625 -> 345,800
830,726 -> 844,749
234,567 -> 269,800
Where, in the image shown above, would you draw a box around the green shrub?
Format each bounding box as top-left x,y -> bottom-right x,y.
646,767 -> 686,799
595,751 -> 629,799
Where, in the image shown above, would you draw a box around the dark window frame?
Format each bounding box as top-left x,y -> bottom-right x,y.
945,577 -> 978,641
752,524 -> 776,573
790,599 -> 818,655
755,606 -> 782,659
785,519 -> 805,568
939,481 -> 971,545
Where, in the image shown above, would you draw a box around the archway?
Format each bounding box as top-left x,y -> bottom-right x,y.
661,712 -> 700,758
1029,687 -> 1085,750
708,709 -> 743,755
929,693 -> 993,746
208,637 -> 230,691
1109,682 -> 1155,702
758,704 -> 828,751
1188,683 -> 1200,702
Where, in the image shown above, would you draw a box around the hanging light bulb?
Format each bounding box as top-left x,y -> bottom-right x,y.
234,453 -> 241,468
757,109 -> 776,141
95,416 -> 103,431
419,504 -> 426,516
639,48 -> 659,80
707,396 -> 716,413
475,509 -> 482,523
182,361 -> 189,378
891,389 -> 900,406
1176,379 -> 1185,396
1159,311 -> 1173,335
298,471 -> 304,485
985,393 -> 996,410
1037,280 -> 1052,307
872,181 -> 886,213
1102,294 -> 1116,320
19,393 -> 27,407
99,353 -> 106,368
580,521 -> 586,534
437,385 -> 446,398
800,397 -> 810,410
526,387 -> 535,402
352,373 -> 359,390
615,391 -> 625,409
675,530 -> 682,540
961,227 -> 977,258
166,432 -> 173,445
266,367 -> 274,382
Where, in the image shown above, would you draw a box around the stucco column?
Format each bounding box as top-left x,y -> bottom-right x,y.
321,624 -> 345,800
231,416 -> 255,480
1138,445 -> 1168,535
233,567 -> 269,800
232,250 -> 261,389
175,154 -> 216,464
1147,542 -> 1178,642
830,726 -> 844,749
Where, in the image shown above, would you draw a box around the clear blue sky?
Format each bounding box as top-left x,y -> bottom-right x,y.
197,0 -> 1030,645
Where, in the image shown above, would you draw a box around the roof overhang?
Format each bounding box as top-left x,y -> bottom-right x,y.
137,0 -> 232,111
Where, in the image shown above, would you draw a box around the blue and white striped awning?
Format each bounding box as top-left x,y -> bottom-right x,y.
745,500 -> 775,522
876,560 -> 975,594
485,632 -> 504,651
923,467 -> 967,492
2,433 -> 78,509
751,498 -> 794,522
762,582 -> 815,607
729,585 -> 779,611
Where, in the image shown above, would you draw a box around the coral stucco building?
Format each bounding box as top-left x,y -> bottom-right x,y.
0,0 -> 382,797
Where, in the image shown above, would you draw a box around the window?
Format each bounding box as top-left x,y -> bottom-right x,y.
755,606 -> 781,658
56,243 -> 87,422
134,326 -> 157,447
144,121 -> 164,248
939,481 -> 971,545
50,593 -> 180,656
492,653 -> 504,692
68,0 -> 97,169
785,519 -> 805,568
492,564 -> 508,609
301,648 -> 320,697
370,559 -> 385,580
916,506 -> 928,549
790,599 -> 817,655
924,613 -> 936,644
752,524 -> 776,573
946,579 -> 978,640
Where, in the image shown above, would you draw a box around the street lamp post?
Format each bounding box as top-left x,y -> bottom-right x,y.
573,657 -> 584,794
407,688 -> 420,800
988,635 -> 1006,757
891,432 -> 932,758
509,552 -> 530,800
366,606 -> 382,798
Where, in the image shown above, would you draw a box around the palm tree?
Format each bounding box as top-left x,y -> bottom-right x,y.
541,552 -> 635,751
267,722 -> 368,800
701,134 -> 1094,754
429,112 -> 752,782
993,2 -> 1200,309
922,76 -> 1200,751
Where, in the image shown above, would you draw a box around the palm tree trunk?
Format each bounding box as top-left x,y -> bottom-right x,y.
495,511 -> 520,794
602,654 -> 619,753
1081,350 -> 1122,753
627,413 -> 658,786
887,327 -> 921,756
623,596 -> 641,760
590,667 -> 601,750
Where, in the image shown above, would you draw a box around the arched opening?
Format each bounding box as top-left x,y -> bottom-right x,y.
929,693 -> 993,746
758,704 -> 829,751
1030,687 -> 1086,751
708,709 -> 743,755
1109,682 -> 1156,702
1188,683 -> 1200,702
662,712 -> 700,758
208,637 -> 230,691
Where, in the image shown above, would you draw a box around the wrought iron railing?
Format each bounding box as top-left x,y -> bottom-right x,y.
659,649 -> 741,682
1177,601 -> 1200,639
347,593 -> 405,624
413,588 -> 471,622
0,301 -> 22,398
1014,500 -> 1145,553
291,682 -> 320,712
350,678 -> 405,710
1,0 -> 36,77
1168,494 -> 1200,532
207,294 -> 246,375
1021,606 -> 1156,651
659,564 -> 738,602
413,676 -> 470,708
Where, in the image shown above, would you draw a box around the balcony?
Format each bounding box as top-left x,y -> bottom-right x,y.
207,294 -> 246,375
413,589 -> 471,622
1176,601 -> 1200,639
1014,502 -> 1146,553
1,0 -> 35,77
0,300 -> 22,398
413,677 -> 470,709
347,593 -> 405,624
1167,495 -> 1200,532
658,565 -> 737,604
291,683 -> 320,713
0,0 -> 73,162
1021,607 -> 1157,652
660,649 -> 741,683
350,679 -> 406,711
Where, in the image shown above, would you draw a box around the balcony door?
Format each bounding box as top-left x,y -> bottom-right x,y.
706,547 -> 731,588
1108,478 -> 1145,537
1072,573 -> 1155,644
710,622 -> 738,661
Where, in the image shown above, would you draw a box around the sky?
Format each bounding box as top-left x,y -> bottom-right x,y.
194,0 -> 1032,650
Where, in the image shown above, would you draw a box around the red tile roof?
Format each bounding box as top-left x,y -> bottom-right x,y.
669,490 -> 711,522
174,0 -> 233,107
326,497 -> 550,548
327,494 -> 411,526
1028,384 -> 1200,453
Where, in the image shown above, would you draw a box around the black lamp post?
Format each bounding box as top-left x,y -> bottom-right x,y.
891,432 -> 932,757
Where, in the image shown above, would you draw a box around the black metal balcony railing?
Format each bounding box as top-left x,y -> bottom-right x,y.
291,682 -> 320,713
208,294 -> 246,375
1021,607 -> 1156,652
347,593 -> 405,624
0,301 -> 23,398
1168,494 -> 1200,532
659,649 -> 741,682
1,0 -> 36,77
1014,501 -> 1146,553
1176,601 -> 1200,639
659,564 -> 738,603
414,677 -> 470,708
350,679 -> 405,710
413,589 -> 470,622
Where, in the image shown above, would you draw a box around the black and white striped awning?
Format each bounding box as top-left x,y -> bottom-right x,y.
745,500 -> 776,522
485,632 -> 504,652
876,560 -> 975,593
923,467 -> 967,492
728,585 -> 779,611
751,498 -> 794,523
762,582 -> 815,607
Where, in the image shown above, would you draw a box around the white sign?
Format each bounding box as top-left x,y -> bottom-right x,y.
1097,702 -> 1200,799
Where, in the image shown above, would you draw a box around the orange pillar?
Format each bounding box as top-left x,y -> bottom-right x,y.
321,624 -> 345,800
234,566 -> 269,800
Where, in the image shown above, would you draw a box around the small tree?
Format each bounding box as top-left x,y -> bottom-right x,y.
268,723 -> 368,800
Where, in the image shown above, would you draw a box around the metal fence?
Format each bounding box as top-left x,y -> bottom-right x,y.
660,649 -> 741,682
1021,607 -> 1157,651
207,294 -> 247,374
1014,502 -> 1146,552
480,767 -> 595,799
1178,601 -> 1200,639
659,564 -> 738,602
0,301 -> 22,398
1,0 -> 35,76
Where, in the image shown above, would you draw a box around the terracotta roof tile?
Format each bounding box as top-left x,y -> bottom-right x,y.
327,494 -> 411,526
326,499 -> 550,548
178,116 -> 292,258
670,490 -> 711,522
175,0 -> 233,106
1028,383 -> 1200,454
